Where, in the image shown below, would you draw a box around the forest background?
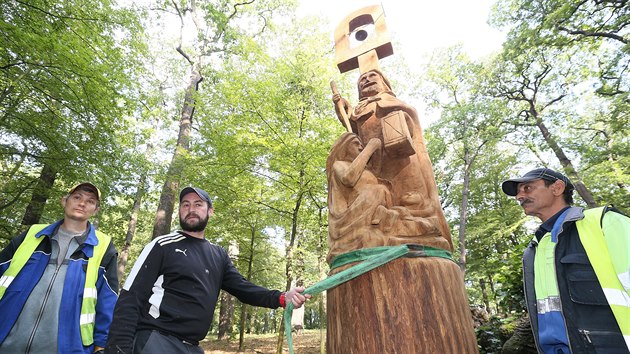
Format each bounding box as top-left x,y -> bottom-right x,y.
1,0 -> 628,352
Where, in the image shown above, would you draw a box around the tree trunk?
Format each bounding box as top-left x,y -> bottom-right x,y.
218,291 -> 235,340
535,117 -> 597,207
118,174 -> 146,282
327,257 -> 478,353
479,278 -> 490,312
152,66 -> 202,238
21,162 -> 57,228
275,192 -> 303,354
458,142 -> 471,273
488,275 -> 498,314
239,225 -> 257,350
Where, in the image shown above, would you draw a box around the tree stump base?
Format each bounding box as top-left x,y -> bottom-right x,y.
327,256 -> 478,353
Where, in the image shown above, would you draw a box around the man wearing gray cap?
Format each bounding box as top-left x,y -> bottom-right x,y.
502,168 -> 630,353
106,186 -> 310,354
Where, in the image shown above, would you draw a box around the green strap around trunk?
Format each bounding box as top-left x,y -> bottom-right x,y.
283,244 -> 454,354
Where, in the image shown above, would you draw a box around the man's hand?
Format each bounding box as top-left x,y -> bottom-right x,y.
285,286 -> 311,308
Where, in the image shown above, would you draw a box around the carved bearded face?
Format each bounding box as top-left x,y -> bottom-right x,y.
358,71 -> 387,98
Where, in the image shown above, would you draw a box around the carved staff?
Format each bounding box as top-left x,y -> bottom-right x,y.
329,80 -> 352,132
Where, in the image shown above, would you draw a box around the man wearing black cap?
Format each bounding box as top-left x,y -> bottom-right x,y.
502,168 -> 630,353
106,186 -> 310,354
0,182 -> 118,354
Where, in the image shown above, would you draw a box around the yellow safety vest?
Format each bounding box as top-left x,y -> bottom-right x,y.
0,224 -> 110,346
576,207 -> 630,350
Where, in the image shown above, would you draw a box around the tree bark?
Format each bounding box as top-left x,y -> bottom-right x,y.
218,291 -> 235,340
118,174 -> 146,282
21,162 -> 57,228
458,138 -> 471,273
239,225 -> 257,350
480,277 -> 490,312
152,66 -> 202,238
327,257 -> 478,353
275,190 -> 303,354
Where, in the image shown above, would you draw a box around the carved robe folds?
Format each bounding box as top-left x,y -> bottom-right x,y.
327,92 -> 451,261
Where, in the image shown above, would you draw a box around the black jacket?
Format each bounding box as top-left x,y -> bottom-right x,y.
106,231 -> 282,353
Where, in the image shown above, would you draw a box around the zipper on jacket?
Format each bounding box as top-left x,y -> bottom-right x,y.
24,262 -> 62,353
579,329 -> 592,343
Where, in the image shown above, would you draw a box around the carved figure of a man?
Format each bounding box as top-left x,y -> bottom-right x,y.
333,70 -> 451,246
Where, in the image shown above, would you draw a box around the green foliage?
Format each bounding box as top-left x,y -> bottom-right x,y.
476,315 -> 519,354
0,0 -> 147,237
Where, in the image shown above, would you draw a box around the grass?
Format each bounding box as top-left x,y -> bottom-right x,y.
201,329 -> 324,354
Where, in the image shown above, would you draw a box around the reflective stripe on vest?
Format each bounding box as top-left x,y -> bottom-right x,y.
534,209 -> 571,353
79,229 -> 110,346
0,224 -> 110,346
576,207 -> 630,351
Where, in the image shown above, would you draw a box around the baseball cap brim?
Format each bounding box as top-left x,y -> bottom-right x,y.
501,177 -> 539,196
502,168 -> 574,196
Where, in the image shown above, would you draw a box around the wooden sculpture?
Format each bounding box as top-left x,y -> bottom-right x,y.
326,5 -> 478,353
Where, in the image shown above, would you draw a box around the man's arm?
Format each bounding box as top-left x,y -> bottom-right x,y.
221,254 -> 283,308
105,239 -> 163,354
220,250 -> 309,309
0,232 -> 27,274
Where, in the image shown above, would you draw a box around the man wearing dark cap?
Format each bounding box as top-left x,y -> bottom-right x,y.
502,168 -> 630,353
106,186 -> 310,354
0,182 -> 118,354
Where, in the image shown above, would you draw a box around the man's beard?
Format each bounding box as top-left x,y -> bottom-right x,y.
180,213 -> 209,232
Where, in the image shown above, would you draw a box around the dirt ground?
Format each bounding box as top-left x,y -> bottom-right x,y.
201,329 -> 323,354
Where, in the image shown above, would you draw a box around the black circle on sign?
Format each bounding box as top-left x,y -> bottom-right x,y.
354,29 -> 368,41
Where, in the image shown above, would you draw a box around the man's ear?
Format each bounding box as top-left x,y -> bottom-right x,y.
552,180 -> 566,196
60,196 -> 67,208
208,207 -> 215,217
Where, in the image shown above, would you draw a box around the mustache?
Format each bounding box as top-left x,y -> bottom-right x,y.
519,199 -> 532,206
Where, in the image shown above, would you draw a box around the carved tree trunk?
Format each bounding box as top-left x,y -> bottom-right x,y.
21,162 -> 57,228
327,257 -> 478,353
317,209 -> 327,354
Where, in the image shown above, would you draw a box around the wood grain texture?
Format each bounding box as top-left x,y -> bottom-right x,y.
327,257 -> 478,354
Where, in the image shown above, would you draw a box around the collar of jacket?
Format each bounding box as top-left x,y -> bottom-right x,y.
34,219 -> 99,257
529,206 -> 585,247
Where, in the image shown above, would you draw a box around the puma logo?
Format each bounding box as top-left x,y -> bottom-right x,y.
175,248 -> 188,256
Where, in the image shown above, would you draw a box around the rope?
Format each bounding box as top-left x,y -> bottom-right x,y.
283,244 -> 454,354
